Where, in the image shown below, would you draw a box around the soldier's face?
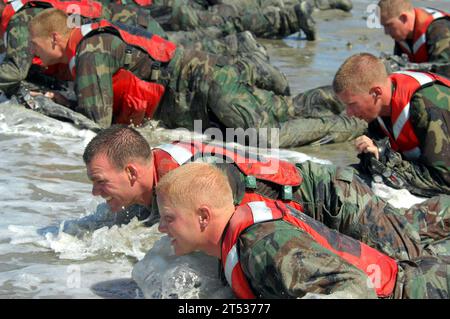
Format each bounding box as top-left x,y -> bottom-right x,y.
30,32 -> 62,66
157,196 -> 203,256
86,154 -> 139,213
338,90 -> 381,123
381,14 -> 410,41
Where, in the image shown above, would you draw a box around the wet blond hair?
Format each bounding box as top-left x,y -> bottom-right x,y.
333,53 -> 388,94
378,0 -> 413,20
29,8 -> 73,38
156,163 -> 234,213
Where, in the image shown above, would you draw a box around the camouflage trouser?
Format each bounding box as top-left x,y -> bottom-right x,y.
394,256 -> 450,299
292,85 -> 346,117
105,3 -> 290,95
166,2 -> 304,38
157,48 -> 363,146
208,63 -> 365,146
295,161 -> 450,260
167,29 -> 269,59
167,31 -> 292,95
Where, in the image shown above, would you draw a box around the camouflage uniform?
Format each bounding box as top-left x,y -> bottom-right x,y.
146,0 -> 355,39
106,2 -> 274,60
0,5 -> 156,94
0,7 -> 47,94
239,219 -> 378,298
0,3 -> 279,97
364,84 -> 450,198
238,210 -> 450,298
293,161 -> 450,261
393,19 -> 450,78
150,0 -> 316,40
74,35 -> 364,146
290,85 -> 346,117
106,3 -> 167,36
201,0 -> 353,12
105,3 -> 291,94
142,149 -> 450,261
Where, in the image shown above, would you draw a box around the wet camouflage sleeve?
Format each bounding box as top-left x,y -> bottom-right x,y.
294,160 -> 450,260
368,84 -> 450,197
238,220 -> 377,298
426,19 -> 450,78
0,8 -> 42,92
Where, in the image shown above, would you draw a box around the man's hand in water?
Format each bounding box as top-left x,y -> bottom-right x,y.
29,91 -> 71,108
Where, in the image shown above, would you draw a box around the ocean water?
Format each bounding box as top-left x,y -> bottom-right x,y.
0,0 -> 440,299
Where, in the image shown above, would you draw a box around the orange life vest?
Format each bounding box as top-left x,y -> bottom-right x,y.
222,201 -> 399,299
152,141 -> 304,211
0,0 -> 103,76
65,20 -> 176,125
397,7 -> 450,63
377,71 -> 450,159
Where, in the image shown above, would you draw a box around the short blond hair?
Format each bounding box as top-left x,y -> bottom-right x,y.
156,163 -> 234,213
378,0 -> 413,20
29,8 -> 72,38
333,53 -> 388,94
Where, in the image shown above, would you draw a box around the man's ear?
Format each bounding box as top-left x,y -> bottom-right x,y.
125,164 -> 139,186
399,13 -> 408,24
369,86 -> 383,100
51,32 -> 59,49
197,205 -> 212,232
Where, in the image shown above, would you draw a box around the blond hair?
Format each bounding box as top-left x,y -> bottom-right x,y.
378,0 -> 413,20
333,53 -> 388,94
29,8 -> 72,38
156,163 -> 234,213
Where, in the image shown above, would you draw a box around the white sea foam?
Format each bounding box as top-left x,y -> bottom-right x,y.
132,236 -> 233,299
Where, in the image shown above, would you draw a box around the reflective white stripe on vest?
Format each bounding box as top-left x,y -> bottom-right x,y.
155,144 -> 193,165
3,32 -> 8,48
402,146 -> 421,159
224,244 -> 238,288
248,201 -> 274,224
393,102 -> 410,139
413,33 -> 426,54
394,71 -> 434,86
423,7 -> 444,19
81,24 -> 94,36
11,0 -> 25,12
69,56 -> 76,75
